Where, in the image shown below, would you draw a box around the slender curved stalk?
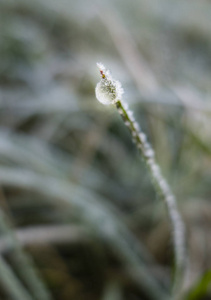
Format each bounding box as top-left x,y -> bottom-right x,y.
95,63 -> 187,299
115,99 -> 186,296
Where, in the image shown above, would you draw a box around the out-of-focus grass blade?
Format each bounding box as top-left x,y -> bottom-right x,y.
0,255 -> 33,300
187,270 -> 211,300
0,167 -> 169,300
0,210 -> 53,300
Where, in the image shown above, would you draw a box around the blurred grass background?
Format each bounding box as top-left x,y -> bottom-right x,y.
0,0 -> 211,299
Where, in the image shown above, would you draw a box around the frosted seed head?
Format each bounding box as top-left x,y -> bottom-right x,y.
95,63 -> 124,105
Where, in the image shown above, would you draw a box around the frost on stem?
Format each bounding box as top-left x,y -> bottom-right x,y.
95,63 -> 124,105
95,63 -> 186,298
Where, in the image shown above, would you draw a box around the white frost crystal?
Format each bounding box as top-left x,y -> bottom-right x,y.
95,63 -> 124,105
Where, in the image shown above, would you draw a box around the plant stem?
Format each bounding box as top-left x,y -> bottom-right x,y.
115,99 -> 186,298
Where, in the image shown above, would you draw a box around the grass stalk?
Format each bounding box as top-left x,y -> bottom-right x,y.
95,63 -> 187,299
